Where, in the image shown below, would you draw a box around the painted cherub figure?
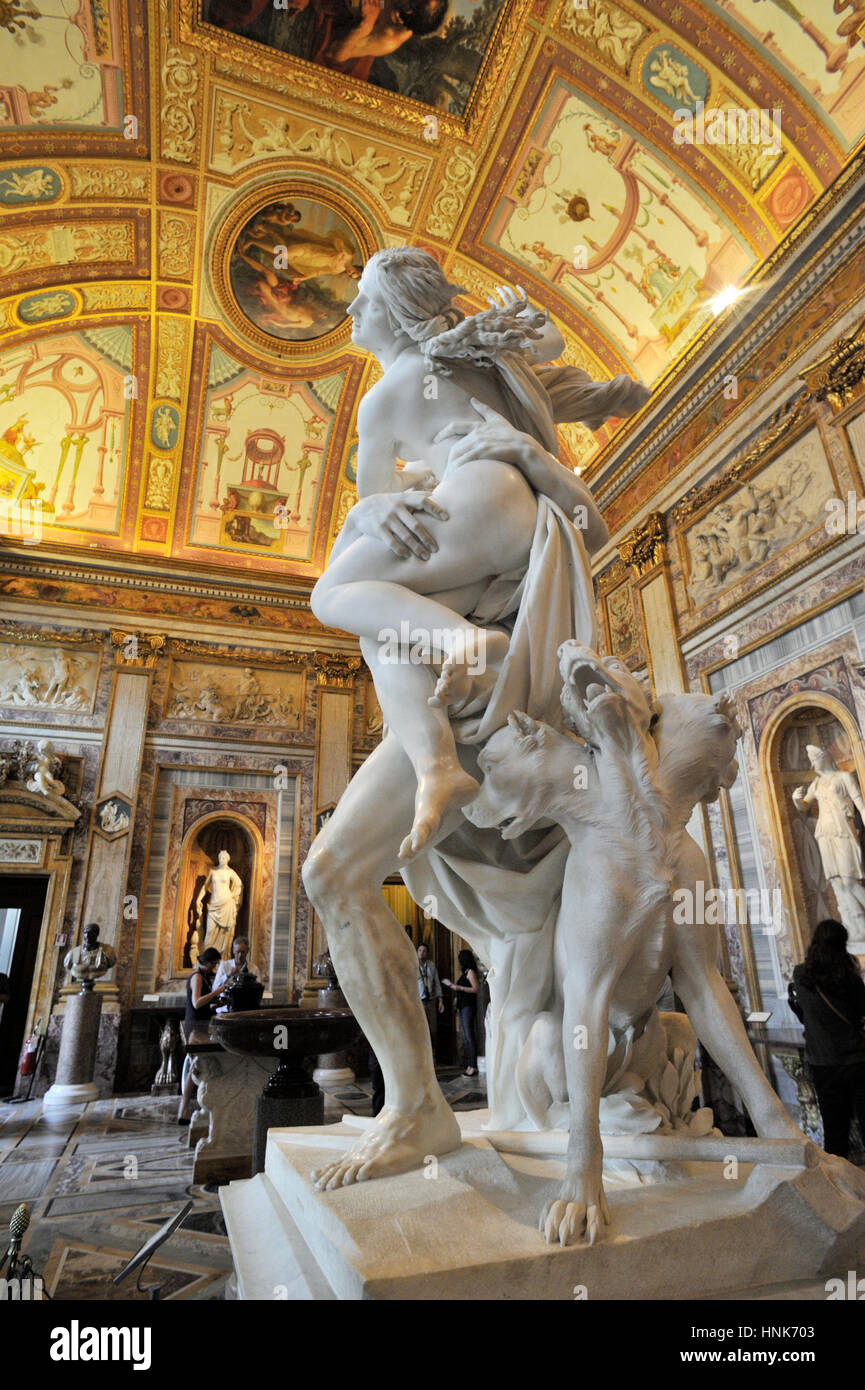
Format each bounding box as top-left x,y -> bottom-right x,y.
310,246 -> 650,862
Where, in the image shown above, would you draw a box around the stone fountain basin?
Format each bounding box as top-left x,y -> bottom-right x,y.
210,1005 -> 358,1060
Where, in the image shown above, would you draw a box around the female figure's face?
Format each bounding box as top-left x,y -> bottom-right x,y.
349,263 -> 399,357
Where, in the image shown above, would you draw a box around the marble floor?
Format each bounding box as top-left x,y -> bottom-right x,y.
0,1068 -> 487,1301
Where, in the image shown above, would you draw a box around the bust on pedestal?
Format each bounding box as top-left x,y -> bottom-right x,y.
43,923 -> 117,1108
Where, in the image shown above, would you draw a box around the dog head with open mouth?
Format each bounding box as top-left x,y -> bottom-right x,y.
557,641 -> 657,748
465,710 -> 574,839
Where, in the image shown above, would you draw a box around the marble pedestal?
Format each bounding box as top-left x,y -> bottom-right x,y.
221,1112 -> 865,1300
312,988 -> 355,1086
186,1032 -> 277,1184
43,989 -> 102,1108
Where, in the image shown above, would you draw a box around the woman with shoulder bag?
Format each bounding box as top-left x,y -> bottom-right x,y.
788,919 -> 865,1158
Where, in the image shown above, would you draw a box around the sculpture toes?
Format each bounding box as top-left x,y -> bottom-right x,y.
558,1202 -> 587,1247
340,1162 -> 363,1186
324,1164 -> 351,1191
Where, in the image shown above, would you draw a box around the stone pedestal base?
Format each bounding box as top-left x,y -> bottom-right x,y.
42,1081 -> 99,1108
43,989 -> 102,1107
312,1063 -> 355,1086
220,1112 -> 865,1301
253,1091 -> 324,1175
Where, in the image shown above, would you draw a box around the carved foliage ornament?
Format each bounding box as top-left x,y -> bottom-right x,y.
619,511 -> 667,576
313,652 -> 362,688
801,314 -> 865,415
161,45 -> 200,164
110,631 -> 166,667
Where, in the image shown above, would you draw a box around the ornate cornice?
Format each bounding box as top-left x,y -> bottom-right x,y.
313,652 -> 362,689
170,640 -> 307,669
619,512 -> 666,578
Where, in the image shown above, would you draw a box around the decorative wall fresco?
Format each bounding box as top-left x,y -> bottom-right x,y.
680,425 -> 838,609
228,197 -> 362,342
202,0 -> 508,116
0,328 -> 134,534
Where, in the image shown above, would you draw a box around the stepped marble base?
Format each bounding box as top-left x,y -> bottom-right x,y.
42,1081 -> 99,1108
220,1112 -> 865,1301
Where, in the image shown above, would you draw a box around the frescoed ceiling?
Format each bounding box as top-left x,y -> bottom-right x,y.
0,0 -> 863,606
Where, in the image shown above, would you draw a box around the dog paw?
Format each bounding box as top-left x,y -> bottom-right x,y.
540,1181 -> 611,1247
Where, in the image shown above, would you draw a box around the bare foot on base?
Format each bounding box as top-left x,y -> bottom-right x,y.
541,1172 -> 611,1247
311,1101 -> 461,1190
429,630 -> 510,711
399,761 -> 479,861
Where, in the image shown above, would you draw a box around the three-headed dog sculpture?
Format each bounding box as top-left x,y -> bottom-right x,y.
465,641 -> 803,1247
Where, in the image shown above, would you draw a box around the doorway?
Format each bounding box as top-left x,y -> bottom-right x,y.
0,876 -> 48,1096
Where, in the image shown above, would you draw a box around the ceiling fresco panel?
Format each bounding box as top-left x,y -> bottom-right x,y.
0,321 -> 148,544
709,0 -> 865,149
0,0 -> 149,157
171,325 -> 364,577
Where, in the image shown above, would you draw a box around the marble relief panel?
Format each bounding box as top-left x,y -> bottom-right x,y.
0,639 -> 100,713
163,657 -> 304,730
677,423 -> 839,615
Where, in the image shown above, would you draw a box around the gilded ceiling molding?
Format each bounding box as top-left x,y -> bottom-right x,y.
110,631 -> 166,668
618,511 -> 666,576
80,283 -> 151,312
800,314 -> 865,416
425,147 -> 478,241
313,653 -> 362,689
157,212 -> 196,280
66,167 -> 151,201
155,318 -> 189,402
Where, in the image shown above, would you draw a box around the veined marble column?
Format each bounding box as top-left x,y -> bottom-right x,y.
301,652 -> 361,1013
55,631 -> 164,1089
619,514 -> 737,986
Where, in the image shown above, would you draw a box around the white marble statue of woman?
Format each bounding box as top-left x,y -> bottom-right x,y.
794,744 -> 865,940
195,850 -> 244,956
304,247 -> 650,1186
311,247 -> 649,862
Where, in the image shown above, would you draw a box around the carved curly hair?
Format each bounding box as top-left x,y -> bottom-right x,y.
368,246 -> 547,374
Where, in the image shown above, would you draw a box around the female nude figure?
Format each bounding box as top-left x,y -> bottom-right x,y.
311,246 -> 647,860
304,246 -> 649,1187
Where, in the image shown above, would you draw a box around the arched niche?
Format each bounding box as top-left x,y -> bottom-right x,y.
175,813 -> 262,972
759,693 -> 865,961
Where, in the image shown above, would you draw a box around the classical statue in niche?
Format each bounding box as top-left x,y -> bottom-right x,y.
303,245 -> 651,1189
64,922 -> 116,991
794,744 -> 865,940
196,850 -> 244,956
